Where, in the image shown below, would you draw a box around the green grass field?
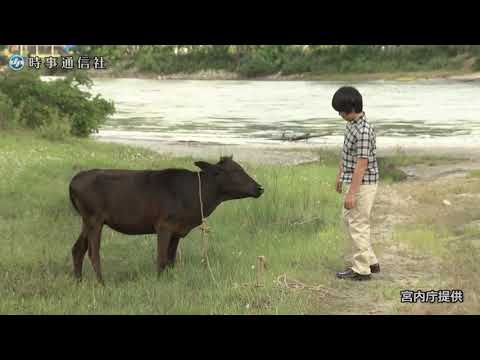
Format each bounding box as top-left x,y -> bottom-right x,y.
0,131 -> 353,314
2,131 -> 477,314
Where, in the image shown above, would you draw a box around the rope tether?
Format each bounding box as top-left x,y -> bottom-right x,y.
197,171 -> 217,286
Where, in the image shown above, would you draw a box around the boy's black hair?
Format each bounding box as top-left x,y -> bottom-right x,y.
332,86 -> 363,113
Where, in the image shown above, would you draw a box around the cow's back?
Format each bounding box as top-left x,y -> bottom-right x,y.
69,168 -> 196,235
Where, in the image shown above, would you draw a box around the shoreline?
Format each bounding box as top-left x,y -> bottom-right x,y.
83,68 -> 480,82
94,137 -> 480,165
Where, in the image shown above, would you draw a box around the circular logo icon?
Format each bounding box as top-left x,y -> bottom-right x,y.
9,54 -> 25,71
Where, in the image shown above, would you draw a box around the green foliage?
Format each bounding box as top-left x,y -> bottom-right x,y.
473,58 -> 480,71
17,96 -> 53,128
69,45 -> 479,77
468,170 -> 480,178
307,45 -> 463,74
377,158 -> 408,183
134,45 -> 236,74
281,48 -> 312,75
0,70 -> 115,137
38,109 -> 72,141
0,44 -> 6,63
238,54 -> 277,78
0,91 -> 21,129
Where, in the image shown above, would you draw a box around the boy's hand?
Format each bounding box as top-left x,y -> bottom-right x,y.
344,192 -> 355,209
335,176 -> 342,194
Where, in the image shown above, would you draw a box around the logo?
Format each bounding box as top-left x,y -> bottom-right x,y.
8,54 -> 25,71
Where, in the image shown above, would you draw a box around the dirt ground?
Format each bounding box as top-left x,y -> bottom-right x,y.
356,159 -> 480,314
310,159 -> 480,315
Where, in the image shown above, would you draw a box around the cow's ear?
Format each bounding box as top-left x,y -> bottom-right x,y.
220,155 -> 233,162
194,161 -> 212,171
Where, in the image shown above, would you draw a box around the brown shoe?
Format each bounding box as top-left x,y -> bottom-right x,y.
336,268 -> 371,281
370,264 -> 380,273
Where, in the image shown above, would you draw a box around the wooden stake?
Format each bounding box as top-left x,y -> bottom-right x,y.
256,256 -> 267,287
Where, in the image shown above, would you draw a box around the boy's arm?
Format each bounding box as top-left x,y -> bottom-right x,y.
348,159 -> 368,195
344,158 -> 368,209
335,159 -> 343,193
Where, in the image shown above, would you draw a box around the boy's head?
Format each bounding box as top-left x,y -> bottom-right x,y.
332,86 -> 363,122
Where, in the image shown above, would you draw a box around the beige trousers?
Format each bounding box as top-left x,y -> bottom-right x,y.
342,183 -> 378,275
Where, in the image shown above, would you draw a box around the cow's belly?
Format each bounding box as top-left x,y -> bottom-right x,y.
102,203 -> 157,235
105,221 -> 156,235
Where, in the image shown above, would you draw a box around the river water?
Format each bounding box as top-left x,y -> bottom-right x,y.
86,78 -> 480,149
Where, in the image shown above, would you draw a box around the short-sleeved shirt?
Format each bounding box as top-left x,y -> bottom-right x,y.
341,113 -> 379,184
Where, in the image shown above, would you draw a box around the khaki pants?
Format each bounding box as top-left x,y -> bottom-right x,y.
342,183 -> 378,275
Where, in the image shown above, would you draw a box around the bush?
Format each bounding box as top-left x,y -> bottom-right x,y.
80,45 -> 477,77
237,55 -> 277,78
0,91 -> 21,129
17,96 -> 52,128
37,109 -> 71,141
281,48 -> 311,75
473,58 -> 480,71
282,57 -> 311,75
0,70 -> 115,137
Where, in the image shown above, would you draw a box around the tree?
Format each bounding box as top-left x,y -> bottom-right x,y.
0,45 -> 8,66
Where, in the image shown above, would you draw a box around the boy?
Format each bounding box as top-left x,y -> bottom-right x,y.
332,86 -> 379,281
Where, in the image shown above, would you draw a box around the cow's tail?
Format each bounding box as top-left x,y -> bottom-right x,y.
69,185 -> 80,214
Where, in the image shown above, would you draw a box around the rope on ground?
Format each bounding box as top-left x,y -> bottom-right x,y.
270,216 -> 325,227
274,273 -> 328,292
273,273 -> 349,299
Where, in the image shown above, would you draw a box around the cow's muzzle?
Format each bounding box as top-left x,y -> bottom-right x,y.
254,185 -> 265,198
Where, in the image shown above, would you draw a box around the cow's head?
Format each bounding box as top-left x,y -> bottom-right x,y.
195,156 -> 264,200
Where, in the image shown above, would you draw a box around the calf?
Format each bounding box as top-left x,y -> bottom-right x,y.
69,156 -> 264,285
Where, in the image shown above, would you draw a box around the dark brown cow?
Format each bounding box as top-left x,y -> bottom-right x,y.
69,156 -> 264,285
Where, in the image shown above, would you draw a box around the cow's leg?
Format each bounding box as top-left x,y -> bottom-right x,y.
156,228 -> 171,276
167,235 -> 180,267
72,221 -> 88,280
86,219 -> 105,286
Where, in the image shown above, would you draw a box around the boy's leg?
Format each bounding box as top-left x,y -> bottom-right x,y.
342,184 -> 357,267
342,184 -> 356,269
341,193 -> 355,266
343,184 -> 378,275
365,184 -> 379,266
368,244 -> 379,266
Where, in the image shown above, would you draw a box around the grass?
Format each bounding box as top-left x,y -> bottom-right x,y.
379,144 -> 466,167
468,170 -> 480,178
0,130 -> 351,314
2,130 -> 478,314
387,170 -> 480,314
391,222 -> 480,314
393,225 -> 451,257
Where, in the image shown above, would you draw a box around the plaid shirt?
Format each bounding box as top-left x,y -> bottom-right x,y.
341,113 -> 379,184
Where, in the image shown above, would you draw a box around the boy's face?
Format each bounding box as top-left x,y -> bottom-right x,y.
338,111 -> 360,122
